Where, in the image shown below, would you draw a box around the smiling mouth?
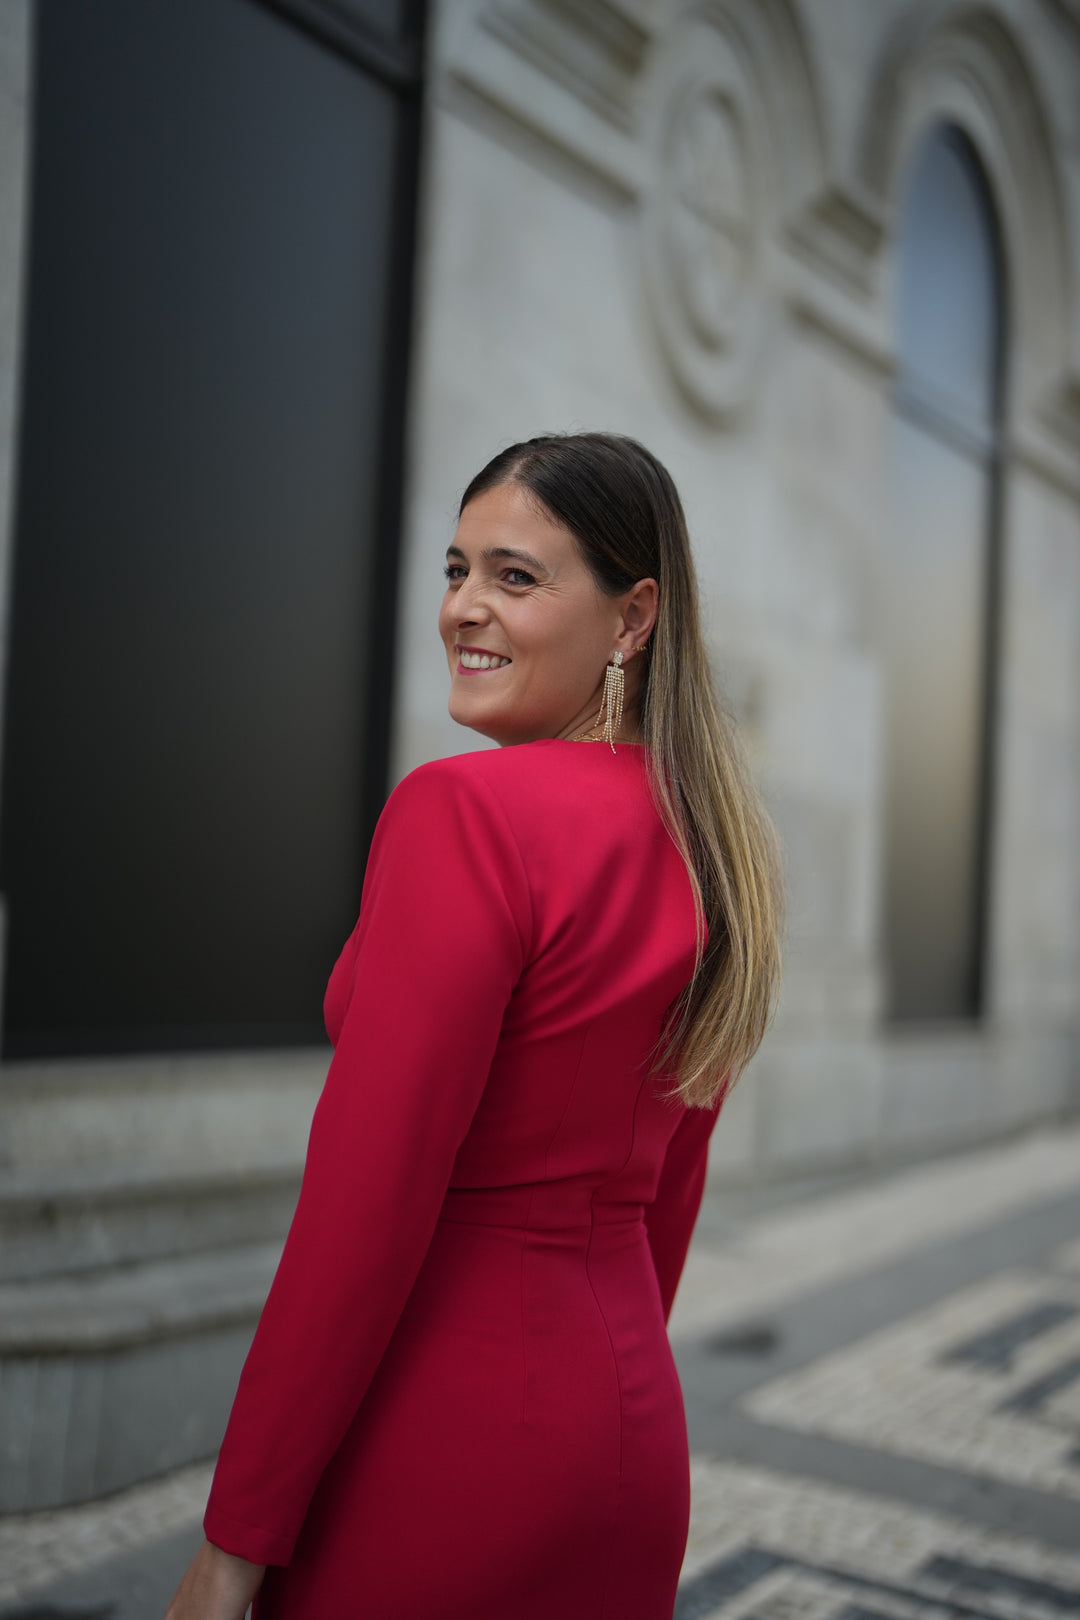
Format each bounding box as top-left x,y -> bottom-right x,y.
457,651 -> 512,671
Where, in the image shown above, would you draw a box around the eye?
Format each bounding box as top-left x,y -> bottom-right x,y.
442,563 -> 537,587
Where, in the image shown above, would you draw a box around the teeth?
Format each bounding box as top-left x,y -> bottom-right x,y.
459,650 -> 511,669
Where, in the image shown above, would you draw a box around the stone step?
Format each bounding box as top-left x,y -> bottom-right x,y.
0,1157 -> 302,1282
0,1052 -> 324,1511
0,1242 -> 281,1512
0,1048 -> 325,1173
0,1240 -> 281,1355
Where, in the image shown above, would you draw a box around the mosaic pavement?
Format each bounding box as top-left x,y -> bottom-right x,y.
1,1123 -> 1079,1618
678,1461 -> 1080,1620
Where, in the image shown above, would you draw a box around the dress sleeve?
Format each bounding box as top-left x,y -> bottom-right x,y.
202,760 -> 531,1566
644,1079 -> 729,1325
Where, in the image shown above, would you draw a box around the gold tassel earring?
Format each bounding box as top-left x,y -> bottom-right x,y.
598,650 -> 625,753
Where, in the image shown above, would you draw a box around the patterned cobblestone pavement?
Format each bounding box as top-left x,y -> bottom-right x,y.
671,1124 -> 1080,1619
742,1263 -> 1080,1500
2,1123 -> 1079,1618
678,1461 -> 1080,1620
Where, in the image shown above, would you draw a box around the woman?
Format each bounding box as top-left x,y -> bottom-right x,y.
165,432 -> 784,1620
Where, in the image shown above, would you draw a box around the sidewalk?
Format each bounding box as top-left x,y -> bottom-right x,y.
673,1122 -> 1080,1618
3,1121 -> 1080,1618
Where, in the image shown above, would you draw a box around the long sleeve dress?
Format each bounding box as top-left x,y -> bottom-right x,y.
202,736 -> 728,1620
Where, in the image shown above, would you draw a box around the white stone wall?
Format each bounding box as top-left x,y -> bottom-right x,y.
0,0 -> 1074,1182
392,0 -> 1080,1178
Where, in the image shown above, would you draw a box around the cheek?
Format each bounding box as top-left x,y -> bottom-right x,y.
516,626 -> 598,692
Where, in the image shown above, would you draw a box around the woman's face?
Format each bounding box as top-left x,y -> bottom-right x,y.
438,481 -> 655,747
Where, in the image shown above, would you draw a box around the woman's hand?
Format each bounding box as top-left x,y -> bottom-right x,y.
164,1537 -> 266,1620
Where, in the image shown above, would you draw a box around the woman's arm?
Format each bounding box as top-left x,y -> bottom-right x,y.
164,1539 -> 265,1620
198,761 -> 531,1568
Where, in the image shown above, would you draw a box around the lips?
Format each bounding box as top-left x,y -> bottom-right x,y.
457,647 -> 512,671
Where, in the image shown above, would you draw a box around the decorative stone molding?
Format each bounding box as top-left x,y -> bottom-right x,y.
480,0 -> 653,132
1045,0 -> 1080,35
439,0 -> 647,205
854,2 -> 1080,461
639,0 -> 827,423
783,180 -> 888,300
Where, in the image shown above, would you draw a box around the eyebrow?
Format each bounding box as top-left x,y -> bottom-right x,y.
445,544 -> 550,574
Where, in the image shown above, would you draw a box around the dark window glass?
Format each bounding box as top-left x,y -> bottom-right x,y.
271,0 -> 413,48
881,124 -> 1005,1023
1,0 -> 419,1055
895,127 -> 1000,435
333,0 -> 408,38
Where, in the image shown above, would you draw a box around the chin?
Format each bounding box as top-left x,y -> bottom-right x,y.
449,701 -> 521,747
449,697 -> 497,733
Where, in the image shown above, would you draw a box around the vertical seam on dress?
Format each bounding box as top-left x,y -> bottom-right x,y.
585,1183 -> 624,1620
585,1190 -> 624,1479
590,1070 -> 651,1620
542,1022 -> 592,1173
469,774 -> 537,1433
519,1187 -> 535,1426
522,1023 -> 590,1427
470,773 -> 536,965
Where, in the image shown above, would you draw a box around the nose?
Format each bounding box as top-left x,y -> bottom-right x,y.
451,573 -> 494,626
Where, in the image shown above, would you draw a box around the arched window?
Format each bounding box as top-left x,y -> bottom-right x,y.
881,123 -> 1006,1022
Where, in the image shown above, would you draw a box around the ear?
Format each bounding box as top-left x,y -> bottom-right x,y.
614,578 -> 658,655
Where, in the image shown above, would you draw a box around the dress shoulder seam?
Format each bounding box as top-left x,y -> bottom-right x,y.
396,756 -> 536,962
466,770 -> 536,964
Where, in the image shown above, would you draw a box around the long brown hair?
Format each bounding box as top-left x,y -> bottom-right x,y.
459,432 -> 786,1109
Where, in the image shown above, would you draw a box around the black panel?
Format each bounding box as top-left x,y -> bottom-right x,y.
1,0 -> 418,1054
262,0 -> 423,85
315,0 -> 409,42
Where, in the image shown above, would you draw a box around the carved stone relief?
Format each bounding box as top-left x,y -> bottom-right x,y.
639,1 -> 832,423
640,11 -> 769,422
666,81 -> 752,349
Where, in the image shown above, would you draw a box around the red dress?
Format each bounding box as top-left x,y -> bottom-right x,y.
203,737 -> 726,1619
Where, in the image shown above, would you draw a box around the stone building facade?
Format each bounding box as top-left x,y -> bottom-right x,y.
393,0 -> 1080,1177
0,0 -> 1077,1509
